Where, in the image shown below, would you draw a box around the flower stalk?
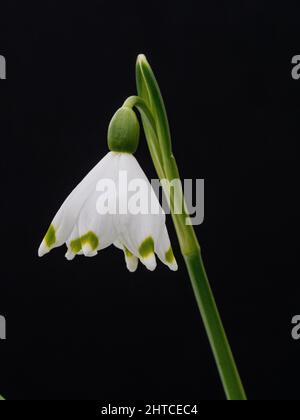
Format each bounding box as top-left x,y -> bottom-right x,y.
133,54 -> 247,401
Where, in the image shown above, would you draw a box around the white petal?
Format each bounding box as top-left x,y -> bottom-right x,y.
65,250 -> 76,261
140,252 -> 157,272
155,226 -> 178,271
116,154 -> 164,271
38,152 -> 116,257
78,195 -> 118,257
65,225 -> 80,260
65,155 -> 120,259
114,240 -> 139,273
125,255 -> 139,273
113,240 -> 123,251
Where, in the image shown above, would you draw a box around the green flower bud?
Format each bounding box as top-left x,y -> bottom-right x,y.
107,107 -> 140,154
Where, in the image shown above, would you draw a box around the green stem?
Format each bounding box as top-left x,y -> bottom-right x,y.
185,252 -> 247,400
135,54 -> 247,400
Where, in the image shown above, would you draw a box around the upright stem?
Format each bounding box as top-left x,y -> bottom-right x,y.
185,252 -> 247,400
135,54 -> 247,400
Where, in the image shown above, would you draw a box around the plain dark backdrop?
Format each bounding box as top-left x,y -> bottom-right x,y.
0,0 -> 299,400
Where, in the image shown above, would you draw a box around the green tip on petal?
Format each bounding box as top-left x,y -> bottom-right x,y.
70,237 -> 82,254
165,247 -> 175,264
124,247 -> 134,258
81,231 -> 99,251
139,236 -> 155,259
45,224 -> 56,248
70,231 -> 99,255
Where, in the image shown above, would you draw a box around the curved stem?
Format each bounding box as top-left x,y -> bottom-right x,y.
123,96 -> 166,181
124,96 -> 197,253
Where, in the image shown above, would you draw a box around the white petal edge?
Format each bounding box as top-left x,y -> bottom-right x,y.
38,152 -> 116,257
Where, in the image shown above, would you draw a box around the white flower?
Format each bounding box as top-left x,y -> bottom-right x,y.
38,152 -> 178,272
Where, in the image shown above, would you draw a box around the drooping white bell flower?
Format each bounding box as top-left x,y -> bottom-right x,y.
38,107 -> 178,272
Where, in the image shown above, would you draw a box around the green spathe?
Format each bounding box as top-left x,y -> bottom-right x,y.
108,107 -> 140,154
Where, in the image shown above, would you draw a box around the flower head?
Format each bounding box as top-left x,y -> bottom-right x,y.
38,107 -> 178,272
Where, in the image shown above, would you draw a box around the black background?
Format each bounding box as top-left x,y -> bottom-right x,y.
0,0 -> 299,401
